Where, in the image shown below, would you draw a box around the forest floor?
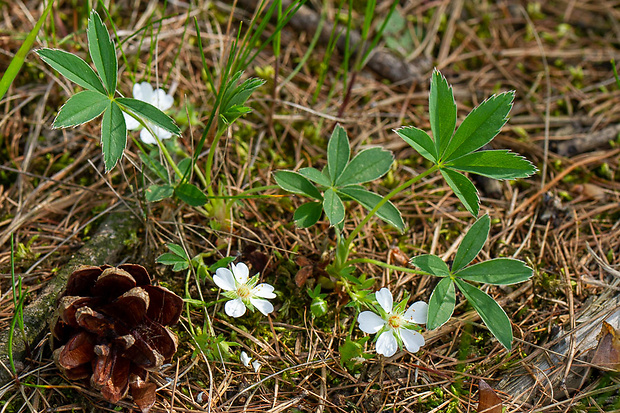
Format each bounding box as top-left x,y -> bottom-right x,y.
1,0 -> 620,412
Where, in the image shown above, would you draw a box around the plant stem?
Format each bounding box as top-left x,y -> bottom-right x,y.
345,258 -> 427,275
345,165 -> 439,246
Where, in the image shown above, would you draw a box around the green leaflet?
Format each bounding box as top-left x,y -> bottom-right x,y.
101,102 -> 126,172
53,90 -> 108,128
452,214 -> 490,272
427,277 -> 456,330
87,10 -> 117,95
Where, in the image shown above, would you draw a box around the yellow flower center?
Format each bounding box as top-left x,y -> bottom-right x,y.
388,314 -> 402,329
237,284 -> 251,299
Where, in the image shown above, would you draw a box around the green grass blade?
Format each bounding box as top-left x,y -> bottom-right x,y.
0,0 -> 53,101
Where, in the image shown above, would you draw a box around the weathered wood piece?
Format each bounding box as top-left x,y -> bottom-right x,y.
0,212 -> 140,385
498,251 -> 620,407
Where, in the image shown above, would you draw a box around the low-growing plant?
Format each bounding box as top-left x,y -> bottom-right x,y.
275,69 -> 537,351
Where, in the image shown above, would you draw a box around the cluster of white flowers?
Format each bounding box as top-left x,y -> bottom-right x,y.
213,262 -> 276,318
123,82 -> 174,144
357,288 -> 428,357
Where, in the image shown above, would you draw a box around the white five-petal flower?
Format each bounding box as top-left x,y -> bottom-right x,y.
123,82 -> 175,144
357,288 -> 428,357
214,262 -> 276,318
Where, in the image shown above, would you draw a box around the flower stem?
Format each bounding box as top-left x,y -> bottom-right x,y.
345,258 -> 427,275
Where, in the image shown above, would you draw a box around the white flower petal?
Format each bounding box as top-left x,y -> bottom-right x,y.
123,112 -> 141,130
357,311 -> 386,334
225,298 -> 246,317
214,268 -> 236,291
240,351 -> 251,367
376,330 -> 398,357
250,298 -> 274,316
375,288 -> 393,314
233,262 -> 250,284
252,360 -> 261,372
134,82 -> 153,102
252,283 -> 276,299
152,89 -> 174,111
400,328 -> 425,353
139,128 -> 158,144
403,301 -> 428,325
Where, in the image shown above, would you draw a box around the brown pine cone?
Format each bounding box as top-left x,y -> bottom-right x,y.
51,264 -> 183,412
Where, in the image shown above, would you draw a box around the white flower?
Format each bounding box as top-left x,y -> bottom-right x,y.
123,82 -> 174,144
240,351 -> 252,367
252,360 -> 262,372
240,351 -> 262,372
357,287 -> 428,357
213,262 -> 276,318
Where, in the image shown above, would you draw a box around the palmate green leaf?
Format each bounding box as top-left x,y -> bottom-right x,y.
156,252 -> 190,271
410,254 -> 450,276
327,125 -> 350,184
336,147 -> 393,186
273,170 -> 322,200
442,92 -> 514,162
394,126 -> 437,163
337,186 -> 404,231
446,150 -> 537,180
294,202 -> 323,228
219,74 -> 264,130
299,167 -> 331,187
455,258 -> 533,285
452,214 -> 490,272
36,49 -> 106,94
429,69 -> 457,156
427,277 -> 456,330
455,278 -> 513,350
53,90 -> 108,128
101,101 -> 126,172
145,184 -> 174,202
87,11 -> 117,95
116,97 -> 180,135
224,77 -> 264,109
323,188 -> 345,226
440,168 -> 479,216
175,183 -> 208,206
167,243 -> 190,260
